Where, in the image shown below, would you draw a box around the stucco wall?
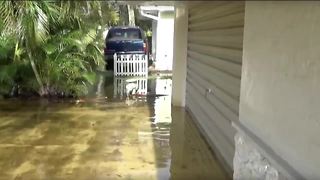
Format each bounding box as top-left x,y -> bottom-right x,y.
155,11 -> 174,71
240,1 -> 320,178
152,20 -> 157,59
172,6 -> 188,107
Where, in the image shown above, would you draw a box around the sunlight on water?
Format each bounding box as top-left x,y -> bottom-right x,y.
0,74 -> 229,179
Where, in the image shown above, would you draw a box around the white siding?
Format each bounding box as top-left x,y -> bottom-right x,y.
186,2 -> 245,172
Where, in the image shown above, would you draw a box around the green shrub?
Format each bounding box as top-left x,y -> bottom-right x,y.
0,1 -> 118,97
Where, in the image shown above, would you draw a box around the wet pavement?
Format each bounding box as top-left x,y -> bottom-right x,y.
0,74 -> 229,180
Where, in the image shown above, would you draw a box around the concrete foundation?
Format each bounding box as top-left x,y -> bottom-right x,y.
233,132 -> 286,180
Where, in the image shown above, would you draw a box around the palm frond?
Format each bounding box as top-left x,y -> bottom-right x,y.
0,0 -> 118,97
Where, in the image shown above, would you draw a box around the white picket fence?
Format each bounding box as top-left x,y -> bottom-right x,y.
114,54 -> 148,77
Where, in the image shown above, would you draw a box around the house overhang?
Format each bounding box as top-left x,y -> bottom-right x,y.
138,5 -> 174,21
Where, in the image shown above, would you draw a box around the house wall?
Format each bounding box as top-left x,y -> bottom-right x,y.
151,20 -> 157,60
238,1 -> 320,179
155,11 -> 174,71
185,1 -> 245,173
172,5 -> 188,107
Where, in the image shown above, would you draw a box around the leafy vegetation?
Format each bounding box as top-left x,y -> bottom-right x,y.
0,1 -> 153,98
0,1 -> 120,97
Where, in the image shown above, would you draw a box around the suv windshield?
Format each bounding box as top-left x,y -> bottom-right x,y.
107,28 -> 142,40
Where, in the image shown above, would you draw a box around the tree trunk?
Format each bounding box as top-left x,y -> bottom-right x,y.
96,74 -> 105,98
119,5 -> 128,26
86,1 -> 91,15
28,53 -> 45,96
127,5 -> 135,26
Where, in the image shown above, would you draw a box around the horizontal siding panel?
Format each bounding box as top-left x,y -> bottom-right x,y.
186,89 -> 235,169
188,1 -> 229,15
188,43 -> 242,64
188,33 -> 243,49
186,102 -> 234,169
186,1 -> 244,172
188,50 -> 242,78
187,69 -> 239,115
189,12 -> 245,31
187,71 -> 239,120
189,3 -> 245,23
187,58 -> 240,101
188,57 -> 241,89
186,80 -> 236,142
188,27 -> 243,36
188,54 -> 241,82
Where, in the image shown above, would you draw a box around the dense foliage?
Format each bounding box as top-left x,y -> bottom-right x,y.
0,1 -> 119,97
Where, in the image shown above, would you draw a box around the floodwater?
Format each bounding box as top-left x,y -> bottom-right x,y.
0,74 -> 229,180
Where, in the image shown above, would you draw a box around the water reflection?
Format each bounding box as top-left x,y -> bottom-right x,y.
0,74 -> 229,179
113,77 -> 148,100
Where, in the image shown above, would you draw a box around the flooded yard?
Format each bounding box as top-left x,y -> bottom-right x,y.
0,74 -> 229,180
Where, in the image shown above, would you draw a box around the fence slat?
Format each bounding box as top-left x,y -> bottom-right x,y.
114,54 -> 148,77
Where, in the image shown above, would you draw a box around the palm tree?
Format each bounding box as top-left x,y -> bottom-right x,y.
0,1 -> 58,95
0,1 -> 120,97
